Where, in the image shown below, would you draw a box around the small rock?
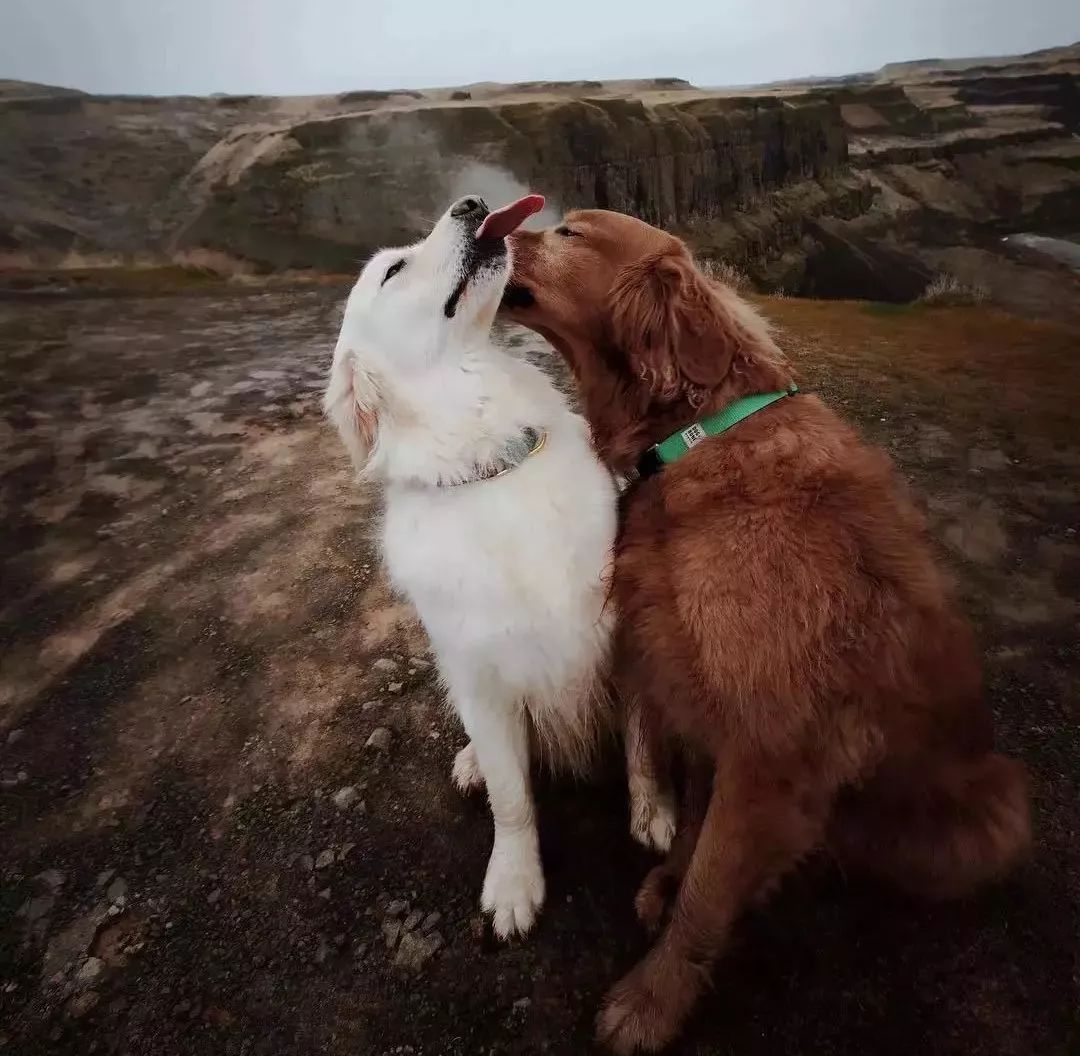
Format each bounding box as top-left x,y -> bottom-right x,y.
106,877 -> 127,903
75,957 -> 105,988
332,786 -> 359,811
385,899 -> 409,918
340,842 -> 356,860
421,911 -> 442,933
393,930 -> 443,972
6,728 -> 24,746
207,888 -> 222,906
386,682 -> 404,695
402,909 -> 424,932
36,869 -> 65,892
318,887 -> 331,900
68,990 -> 100,1018
513,997 -> 532,1012
382,919 -> 403,950
372,658 -> 398,673
365,727 -> 393,752
314,849 -> 335,870
409,657 -> 432,670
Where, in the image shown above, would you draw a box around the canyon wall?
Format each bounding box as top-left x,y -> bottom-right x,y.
1,45 -> 1078,309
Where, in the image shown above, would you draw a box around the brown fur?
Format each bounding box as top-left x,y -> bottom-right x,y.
505,210 -> 1031,1054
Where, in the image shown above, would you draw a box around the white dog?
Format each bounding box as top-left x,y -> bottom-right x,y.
324,194 -> 673,938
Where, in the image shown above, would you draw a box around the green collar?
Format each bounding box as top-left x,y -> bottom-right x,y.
637,385 -> 798,479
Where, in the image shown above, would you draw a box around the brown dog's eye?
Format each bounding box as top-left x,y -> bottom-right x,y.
555,226 -> 582,238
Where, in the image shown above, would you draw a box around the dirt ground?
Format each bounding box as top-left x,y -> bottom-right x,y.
1,283 -> 1077,1056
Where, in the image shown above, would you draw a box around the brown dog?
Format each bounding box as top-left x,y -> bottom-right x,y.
504,210 -> 1031,1053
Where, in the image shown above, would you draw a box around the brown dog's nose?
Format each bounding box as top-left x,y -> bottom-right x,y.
450,196 -> 487,218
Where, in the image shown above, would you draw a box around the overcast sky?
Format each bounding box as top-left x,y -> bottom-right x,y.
2,0 -> 1077,96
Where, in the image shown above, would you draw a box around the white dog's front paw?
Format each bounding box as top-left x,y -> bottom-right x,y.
481,833 -> 545,939
629,782 -> 677,854
452,742 -> 485,794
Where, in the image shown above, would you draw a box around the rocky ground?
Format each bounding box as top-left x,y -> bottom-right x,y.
1,282 -> 1078,1055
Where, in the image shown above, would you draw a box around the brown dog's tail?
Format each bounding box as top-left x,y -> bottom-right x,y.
828,752 -> 1031,900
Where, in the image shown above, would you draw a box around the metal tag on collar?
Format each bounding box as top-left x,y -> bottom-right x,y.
680,422 -> 707,448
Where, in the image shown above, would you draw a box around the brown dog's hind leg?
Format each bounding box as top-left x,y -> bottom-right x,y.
598,762 -> 832,1054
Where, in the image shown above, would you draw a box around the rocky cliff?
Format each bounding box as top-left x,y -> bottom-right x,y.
2,46 -> 1078,314
174,92 -> 850,272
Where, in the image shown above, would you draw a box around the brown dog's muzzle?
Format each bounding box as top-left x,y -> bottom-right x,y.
503,230 -> 543,311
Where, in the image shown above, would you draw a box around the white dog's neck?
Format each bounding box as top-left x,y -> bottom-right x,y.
369,340 -> 560,489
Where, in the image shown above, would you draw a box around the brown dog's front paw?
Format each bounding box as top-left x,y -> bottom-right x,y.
633,865 -> 676,936
596,965 -> 682,1055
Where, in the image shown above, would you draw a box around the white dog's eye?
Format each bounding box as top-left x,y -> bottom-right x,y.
381,259 -> 407,286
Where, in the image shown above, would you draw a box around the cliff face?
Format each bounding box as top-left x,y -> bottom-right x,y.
1,45 -> 1078,311
172,94 -> 848,271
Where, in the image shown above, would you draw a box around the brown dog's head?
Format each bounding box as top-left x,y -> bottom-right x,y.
504,210 -> 789,463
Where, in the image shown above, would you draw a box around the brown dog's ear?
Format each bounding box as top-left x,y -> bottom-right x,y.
610,251 -> 736,399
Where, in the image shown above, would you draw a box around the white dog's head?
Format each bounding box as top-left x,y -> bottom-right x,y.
324,193 -> 544,475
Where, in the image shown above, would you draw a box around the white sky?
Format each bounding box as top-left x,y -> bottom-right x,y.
1,0 -> 1077,96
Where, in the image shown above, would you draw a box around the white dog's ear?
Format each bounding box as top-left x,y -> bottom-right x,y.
323,348 -> 381,474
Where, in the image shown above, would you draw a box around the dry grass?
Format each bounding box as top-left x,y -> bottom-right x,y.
756,295 -> 1080,447
699,257 -> 752,292
918,272 -> 991,307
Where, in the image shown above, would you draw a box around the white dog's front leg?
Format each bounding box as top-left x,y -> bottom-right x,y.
455,695 -> 544,939
625,694 -> 676,854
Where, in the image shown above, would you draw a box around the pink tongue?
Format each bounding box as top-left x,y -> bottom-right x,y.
477,194 -> 545,241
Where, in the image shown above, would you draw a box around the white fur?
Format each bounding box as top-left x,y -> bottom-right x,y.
324,201 -> 621,938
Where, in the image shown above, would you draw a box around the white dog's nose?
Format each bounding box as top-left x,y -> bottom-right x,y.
450,196 -> 488,219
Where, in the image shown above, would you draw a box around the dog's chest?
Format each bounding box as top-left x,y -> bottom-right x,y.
379,458 -> 615,657
381,484 -> 561,616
